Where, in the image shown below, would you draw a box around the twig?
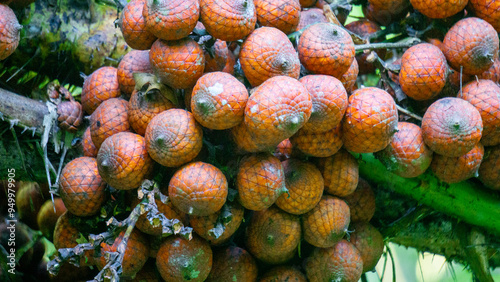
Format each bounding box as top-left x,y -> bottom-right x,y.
396,105 -> 423,121
355,38 -> 421,51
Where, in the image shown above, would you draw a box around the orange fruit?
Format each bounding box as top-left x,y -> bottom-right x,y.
0,4 -> 21,60
478,145 -> 500,190
97,132 -> 154,190
477,58 -> 500,83
36,198 -> 66,241
345,19 -> 385,75
168,161 -> 228,216
143,0 -> 199,41
204,40 -> 230,73
259,266 -> 307,282
443,17 -> 499,75
273,138 -> 293,161
410,0 -> 467,18
53,212 -> 94,266
349,222 -> 385,273
145,109 -> 203,167
340,57 -> 359,93
200,0 -> 257,41
82,127 -> 98,157
343,178 -> 376,223
90,98 -> 130,150
316,148 -> 359,197
431,143 -> 485,184
298,23 -> 355,79
275,159 -> 324,215
191,72 -> 249,130
245,206 -> 301,264
118,0 -> 156,50
422,97 -> 483,157
117,50 -> 153,98
59,157 -> 107,216
302,195 -> 350,248
296,8 -> 328,31
231,121 -> 270,153
468,0 -> 500,32
342,87 -> 398,153
236,153 -> 287,211
375,122 -> 433,178
206,246 -> 258,282
240,27 -> 300,87
457,79 -> 500,146
300,0 -> 317,8
156,235 -> 213,282
305,240 -> 363,282
81,66 -> 121,115
399,43 -> 449,101
290,125 -> 343,157
255,0 -> 301,34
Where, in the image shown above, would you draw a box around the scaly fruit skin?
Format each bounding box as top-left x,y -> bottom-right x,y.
53,212 -> 94,266
343,178 -> 376,223
255,0 -> 301,34
57,101 -> 83,133
478,58 -> 500,83
457,79 -> 500,146
97,132 -> 154,190
240,27 -> 300,87
150,38 -> 205,89
468,0 -> 500,32
399,43 -> 448,101
302,196 -> 350,248
82,127 -> 98,157
298,23 -> 355,79
245,206 -> 301,264
340,58 -> 359,93
156,235 -> 213,282
145,109 -> 203,167
275,159 -> 324,215
259,266 -> 307,282
345,20 -> 385,75
443,17 -> 499,75
410,0 -> 467,18
117,50 -> 153,98
478,145 -> 500,190
119,0 -> 156,50
169,162 -> 228,216
290,125 -> 343,157
431,143 -> 485,184
143,0 -> 199,41
236,153 -> 286,211
204,40 -> 230,73
362,2 -> 409,26
200,0 -> 257,41
296,8 -> 328,31
349,222 -> 384,273
81,66 -> 121,115
0,4 -> 21,60
90,98 -> 130,150
206,246 -> 258,282
273,138 -> 293,161
36,198 -> 66,241
375,122 -> 433,178
191,72 -> 249,130
305,240 -> 363,282
342,87 -> 398,153
59,157 -> 106,216
422,97 -> 483,157
317,149 -> 359,197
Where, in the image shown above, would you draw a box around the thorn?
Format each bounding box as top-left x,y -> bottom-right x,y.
9,119 -> 19,129
0,112 -> 3,121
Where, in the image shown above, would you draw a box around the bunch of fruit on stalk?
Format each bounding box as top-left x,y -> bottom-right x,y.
2,0 -> 500,280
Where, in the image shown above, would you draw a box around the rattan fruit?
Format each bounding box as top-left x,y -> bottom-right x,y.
81,66 -> 121,114
431,143 -> 484,184
0,4 -> 21,60
82,127 -> 98,157
259,266 -> 307,282
478,58 -> 500,83
298,23 -> 355,79
118,0 -> 156,50
143,0 -> 199,41
169,161 -> 228,216
345,19 -> 385,75
290,125 -> 343,157
340,57 -> 359,93
236,153 -> 286,211
145,109 -> 203,167
273,138 -> 293,161
375,122 -> 433,178
117,50 -> 153,98
57,100 -> 83,133
316,148 -> 359,197
240,27 -> 300,87
191,72 -> 249,130
200,0 -> 257,41
16,182 -> 46,229
399,43 -> 448,100
255,0 -> 301,34
231,121 -> 270,153
468,0 -> 500,32
296,8 -> 328,31
457,79 -> 500,146
478,145 -> 500,190
349,222 -> 384,273
204,40 -> 230,73
422,97 -> 483,157
59,157 -> 107,216
275,159 -> 324,215
53,212 -> 94,266
300,0 -> 317,7
342,87 -> 398,153
305,240 -> 363,282
156,234 -> 213,282
206,246 -> 258,282
410,0 -> 467,18
245,206 -> 301,264
90,98 -> 130,149
150,37 -> 205,89
443,17 -> 499,75
36,198 -> 66,240
97,132 -> 154,190
343,178 -> 376,223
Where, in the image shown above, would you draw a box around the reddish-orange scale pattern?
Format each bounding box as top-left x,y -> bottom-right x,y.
431,143 -> 484,184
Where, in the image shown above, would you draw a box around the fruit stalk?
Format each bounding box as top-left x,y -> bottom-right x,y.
355,38 -> 421,51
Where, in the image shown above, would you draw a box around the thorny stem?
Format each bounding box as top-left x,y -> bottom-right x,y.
355,38 -> 421,51
396,105 -> 423,121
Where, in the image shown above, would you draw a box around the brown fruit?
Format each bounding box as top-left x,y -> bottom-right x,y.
349,222 -> 384,273
399,43 -> 448,100
145,109 -> 203,167
204,40 -> 230,73
298,23 -> 355,78
300,0 -> 317,7
478,145 -> 500,190
275,159 -> 324,215
81,66 -> 121,115
0,4 -> 21,60
422,97 -> 483,157
16,182 -> 46,229
343,178 -> 376,223
317,149 -> 359,197
206,246 -> 258,282
150,37 -> 205,89
457,79 -> 500,146
97,132 -> 154,190
200,0 -> 257,41
36,198 -> 66,241
255,0 -> 301,34
342,87 -> 398,153
302,195 -> 350,248
443,17 -> 499,75
236,153 -> 287,211
143,0 -> 199,41
259,266 -> 307,282
53,212 -> 94,266
57,101 -> 83,133
431,143 -> 485,184
468,0 -> 500,32
478,58 -> 500,83
290,125 -> 343,157
82,127 -> 98,157
273,138 -> 293,161
296,8 -> 328,31
410,0 -> 467,18
375,122 -> 433,178
305,240 -> 363,282
240,27 -> 300,87
119,0 -> 156,50
117,50 -> 153,98
340,54 -> 360,93
345,19 -> 385,75
59,157 -> 107,216
90,98 -> 130,150
362,2 -> 409,26
245,206 -> 301,264
156,235 -> 213,282
169,161 -> 228,216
